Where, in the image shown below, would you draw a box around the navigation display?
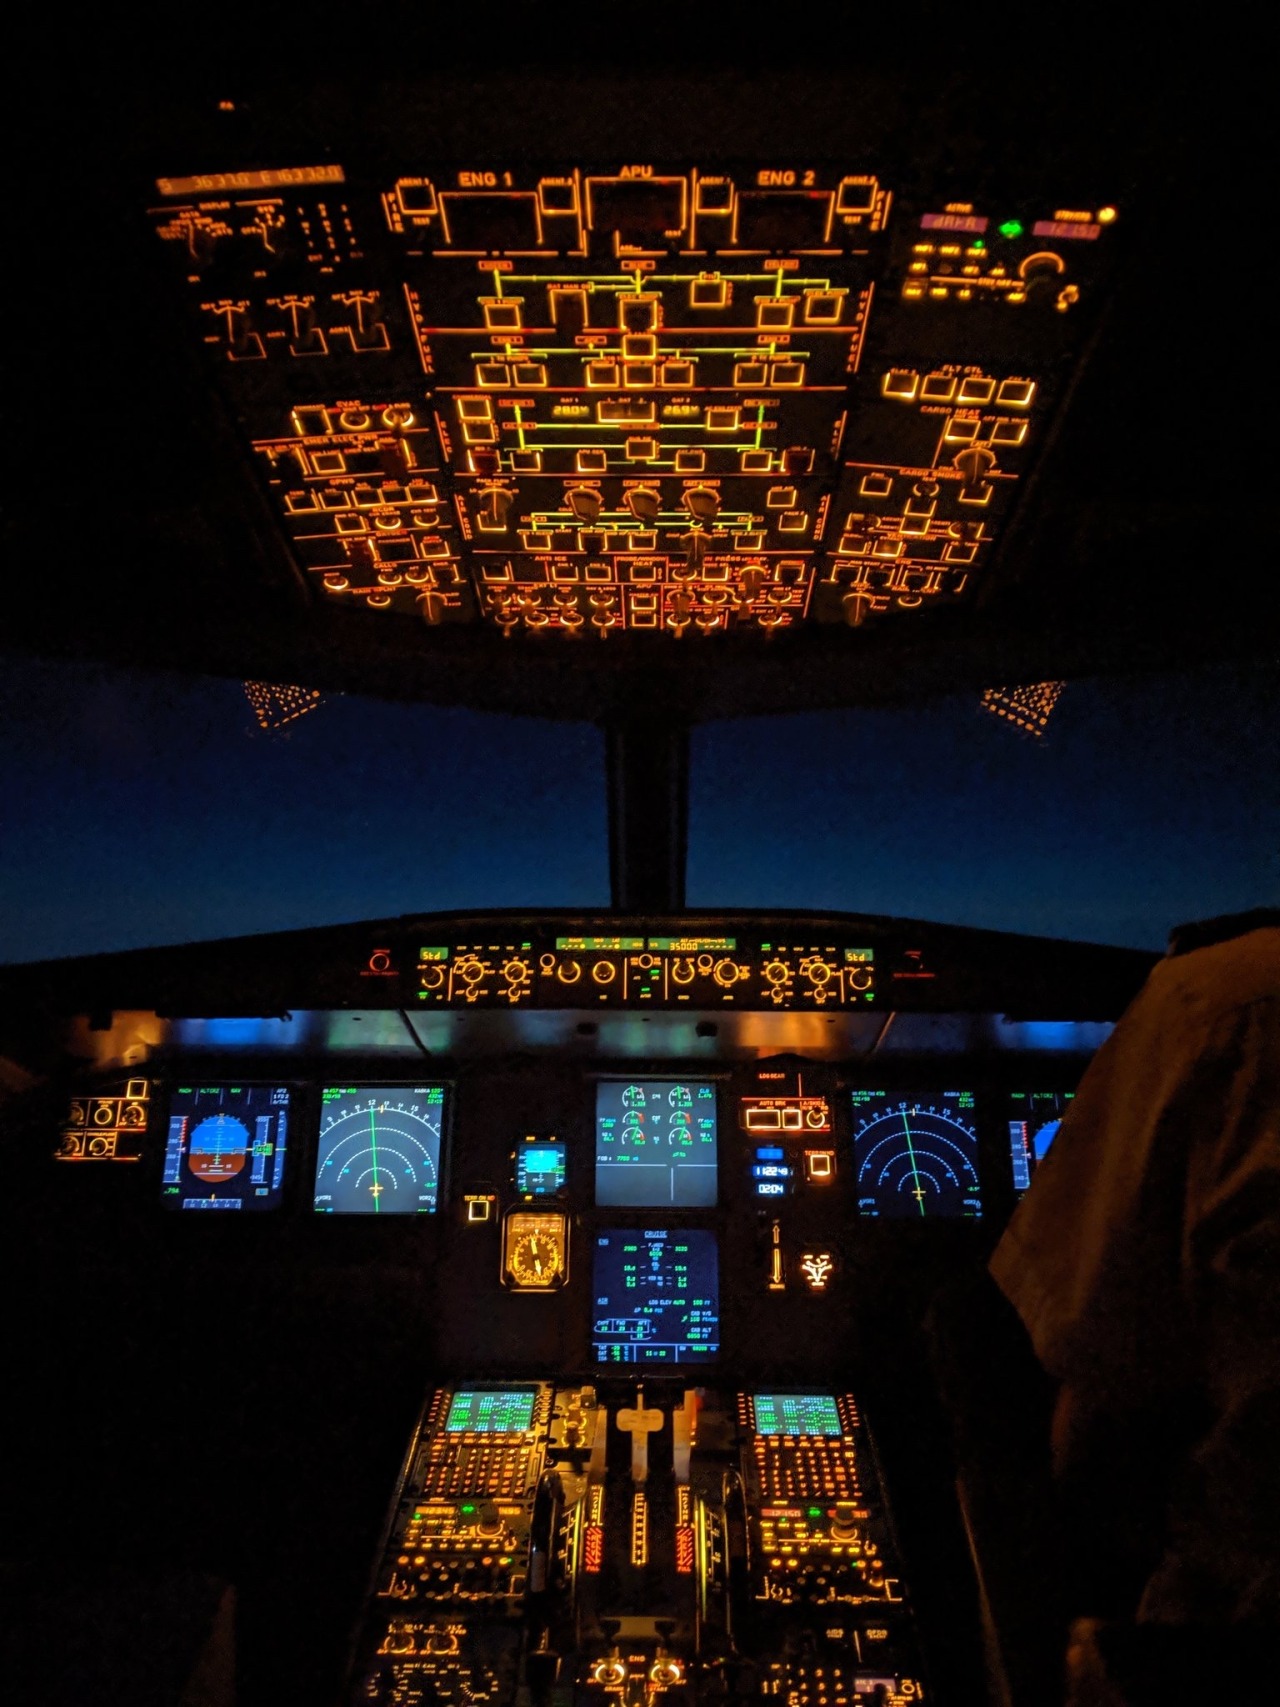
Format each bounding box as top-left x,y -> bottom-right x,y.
515,1137 -> 567,1197
313,1085 -> 445,1215
851,1089 -> 982,1219
754,1394 -> 842,1437
444,1389 -> 537,1433
162,1084 -> 291,1210
592,1230 -> 720,1366
595,1080 -> 718,1207
1008,1089 -> 1075,1194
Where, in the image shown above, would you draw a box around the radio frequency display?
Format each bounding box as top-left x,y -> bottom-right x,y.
162,1084 -> 291,1210
313,1086 -> 445,1214
592,1229 -> 720,1366
595,1080 -> 718,1207
851,1089 -> 981,1219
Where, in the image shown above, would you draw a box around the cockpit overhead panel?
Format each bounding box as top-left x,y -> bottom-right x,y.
149,159 -> 1119,640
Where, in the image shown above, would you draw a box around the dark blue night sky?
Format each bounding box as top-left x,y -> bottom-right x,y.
689,662 -> 1278,947
1,655 -> 1275,964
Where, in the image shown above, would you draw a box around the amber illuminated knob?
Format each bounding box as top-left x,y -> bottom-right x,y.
683,487 -> 720,523
830,1502 -> 860,1541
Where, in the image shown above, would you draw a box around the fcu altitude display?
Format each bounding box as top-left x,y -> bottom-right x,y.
592,1229 -> 720,1366
162,1083 -> 291,1210
595,1079 -> 718,1207
313,1085 -> 445,1214
851,1089 -> 981,1219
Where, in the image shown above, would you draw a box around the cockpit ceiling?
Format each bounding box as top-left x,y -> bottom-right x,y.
3,62 -> 1265,718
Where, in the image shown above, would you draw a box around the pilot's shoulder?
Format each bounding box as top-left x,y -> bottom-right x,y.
1148,919 -> 1280,1025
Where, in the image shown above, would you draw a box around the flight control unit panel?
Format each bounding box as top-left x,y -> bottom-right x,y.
148,156 -> 1120,638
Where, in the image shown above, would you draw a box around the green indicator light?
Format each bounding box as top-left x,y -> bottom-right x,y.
460,1502 -> 476,1513
998,219 -> 1024,240
972,238 -> 986,250
809,1506 -> 823,1518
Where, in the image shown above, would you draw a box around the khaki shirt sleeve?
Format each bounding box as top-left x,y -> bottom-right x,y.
991,928 -> 1280,1622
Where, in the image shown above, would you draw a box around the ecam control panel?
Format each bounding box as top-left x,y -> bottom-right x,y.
149,158 -> 1120,638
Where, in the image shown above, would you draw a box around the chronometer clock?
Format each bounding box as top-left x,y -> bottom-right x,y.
501,1210 -> 569,1292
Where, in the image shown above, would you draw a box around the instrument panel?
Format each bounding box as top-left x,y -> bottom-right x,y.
11,908 -> 1144,1702
52,1062 -> 1086,1256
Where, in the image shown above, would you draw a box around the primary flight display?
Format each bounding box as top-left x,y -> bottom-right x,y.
162,1083 -> 292,1210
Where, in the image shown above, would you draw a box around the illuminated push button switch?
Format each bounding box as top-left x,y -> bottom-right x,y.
991,418 -> 1028,445
996,377 -> 1036,407
805,1151 -> 835,1182
957,375 -> 995,405
920,373 -> 957,403
881,369 -> 919,401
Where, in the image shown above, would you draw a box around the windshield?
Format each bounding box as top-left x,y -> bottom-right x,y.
1,655 -> 1274,962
